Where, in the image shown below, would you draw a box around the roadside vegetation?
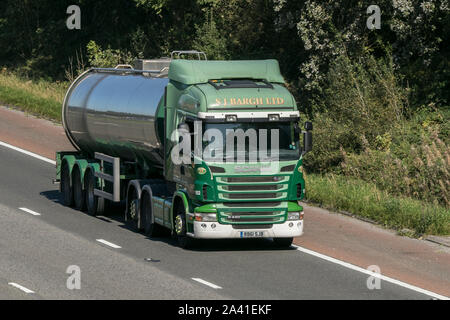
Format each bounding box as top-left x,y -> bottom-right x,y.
307,173 -> 450,236
0,1 -> 448,235
0,70 -> 66,121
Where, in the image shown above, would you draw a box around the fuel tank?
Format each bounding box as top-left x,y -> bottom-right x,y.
62,68 -> 169,167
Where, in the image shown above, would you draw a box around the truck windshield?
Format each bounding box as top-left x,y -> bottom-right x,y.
202,122 -> 300,162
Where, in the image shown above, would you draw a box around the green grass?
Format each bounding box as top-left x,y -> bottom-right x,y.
0,72 -> 66,121
306,173 -> 450,236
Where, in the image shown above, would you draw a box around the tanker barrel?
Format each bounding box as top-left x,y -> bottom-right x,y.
62,68 -> 169,168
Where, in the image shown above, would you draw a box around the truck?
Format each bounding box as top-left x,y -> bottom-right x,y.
56,51 -> 312,248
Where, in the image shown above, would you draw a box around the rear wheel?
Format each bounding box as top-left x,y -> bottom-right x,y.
73,169 -> 86,211
141,191 -> 167,237
61,162 -> 73,207
127,188 -> 140,230
174,205 -> 195,249
273,237 -> 294,248
85,170 -> 105,216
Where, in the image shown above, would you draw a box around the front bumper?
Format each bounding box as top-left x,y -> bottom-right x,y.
192,220 -> 303,239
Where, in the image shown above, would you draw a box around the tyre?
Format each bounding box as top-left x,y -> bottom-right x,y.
273,237 -> 294,248
174,205 -> 195,249
73,169 -> 86,211
61,162 -> 73,207
84,170 -> 105,216
141,191 -> 168,237
126,188 -> 140,230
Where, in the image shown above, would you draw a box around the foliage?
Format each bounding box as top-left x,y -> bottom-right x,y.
86,41 -> 133,68
304,52 -> 407,171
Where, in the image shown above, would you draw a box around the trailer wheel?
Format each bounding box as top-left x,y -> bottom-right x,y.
174,205 -> 195,249
273,237 -> 294,248
141,191 -> 167,237
61,162 -> 73,207
73,169 -> 86,211
85,170 -> 104,216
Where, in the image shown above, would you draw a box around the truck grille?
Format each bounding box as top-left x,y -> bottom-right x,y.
216,175 -> 288,202
220,211 -> 285,224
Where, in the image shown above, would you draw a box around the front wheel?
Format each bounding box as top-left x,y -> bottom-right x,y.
174,206 -> 195,249
273,237 -> 294,248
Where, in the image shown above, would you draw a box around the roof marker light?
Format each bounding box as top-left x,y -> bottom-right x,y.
268,114 -> 280,121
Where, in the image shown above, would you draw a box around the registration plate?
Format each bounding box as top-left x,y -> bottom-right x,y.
240,231 -> 265,238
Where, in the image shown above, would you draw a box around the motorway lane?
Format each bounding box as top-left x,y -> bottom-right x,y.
0,145 -> 435,299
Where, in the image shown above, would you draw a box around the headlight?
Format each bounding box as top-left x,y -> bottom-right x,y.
194,213 -> 217,222
287,211 -> 303,221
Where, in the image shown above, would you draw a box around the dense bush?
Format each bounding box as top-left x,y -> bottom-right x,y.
304,53 -> 407,172
304,52 -> 449,207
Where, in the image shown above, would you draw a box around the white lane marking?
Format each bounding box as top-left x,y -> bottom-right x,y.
292,244 -> 449,300
8,282 -> 35,294
0,140 -> 56,165
96,239 -> 122,249
192,278 -> 222,289
19,207 -> 41,216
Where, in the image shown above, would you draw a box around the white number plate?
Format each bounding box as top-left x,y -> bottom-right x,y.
240,231 -> 265,238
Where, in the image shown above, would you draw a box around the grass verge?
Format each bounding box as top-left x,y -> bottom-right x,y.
0,72 -> 66,122
306,173 -> 450,236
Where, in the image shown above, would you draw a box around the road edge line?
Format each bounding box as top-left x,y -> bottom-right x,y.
292,244 -> 449,300
0,140 -> 56,165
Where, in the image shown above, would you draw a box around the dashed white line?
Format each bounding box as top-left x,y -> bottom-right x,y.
8,282 -> 35,294
292,244 -> 449,300
19,207 -> 41,216
0,140 -> 56,165
192,278 -> 222,289
96,239 -> 122,249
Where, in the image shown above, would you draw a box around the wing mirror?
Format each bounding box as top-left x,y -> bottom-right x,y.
302,121 -> 313,155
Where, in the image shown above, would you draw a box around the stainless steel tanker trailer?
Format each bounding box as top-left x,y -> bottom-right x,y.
56,51 -> 312,248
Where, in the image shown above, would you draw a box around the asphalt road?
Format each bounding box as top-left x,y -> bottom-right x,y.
0,144 -> 437,299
